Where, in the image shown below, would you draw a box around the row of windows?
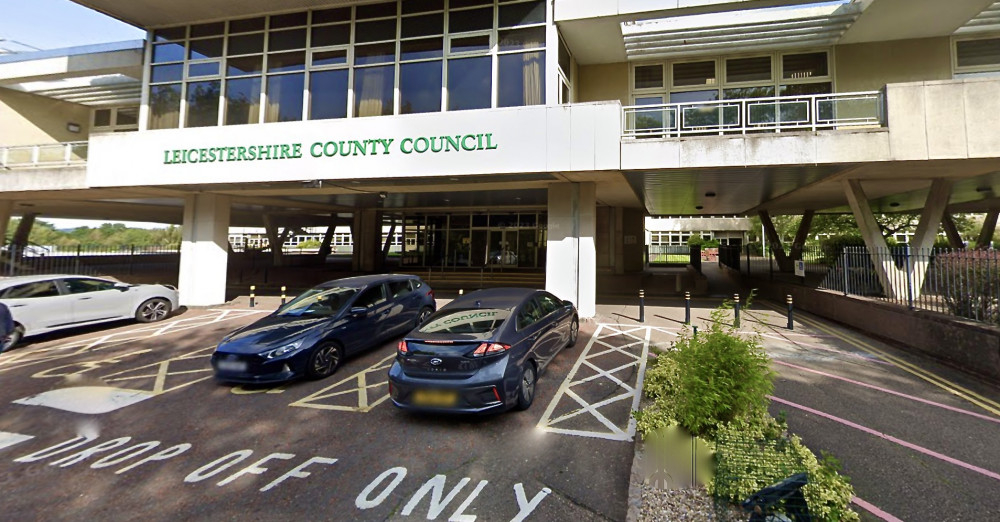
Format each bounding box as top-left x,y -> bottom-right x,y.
954,35 -> 1000,74
146,0 -> 548,129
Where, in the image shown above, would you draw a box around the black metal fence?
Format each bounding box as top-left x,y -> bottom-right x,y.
720,244 -> 1000,326
1,244 -> 180,278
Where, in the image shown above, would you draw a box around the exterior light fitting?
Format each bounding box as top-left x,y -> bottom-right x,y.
66,123 -> 81,133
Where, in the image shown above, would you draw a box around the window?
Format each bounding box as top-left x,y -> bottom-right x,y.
92,107 -> 139,132
498,51 -> 544,107
517,300 -> 542,329
310,69 -> 349,120
408,279 -> 424,291
354,285 -> 387,308
225,77 -> 262,125
536,294 -> 560,315
782,52 -> 828,80
954,36 -> 1000,73
400,61 -> 443,113
389,281 -> 411,298
448,56 -> 491,111
62,278 -> 117,294
2,281 -> 61,299
634,65 -> 663,90
726,56 -> 771,84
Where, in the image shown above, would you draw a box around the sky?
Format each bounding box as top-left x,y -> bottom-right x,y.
0,0 -> 145,52
3,1 -> 153,229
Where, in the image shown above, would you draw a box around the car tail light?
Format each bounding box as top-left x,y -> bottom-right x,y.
427,289 -> 435,299
397,340 -> 409,355
471,342 -> 510,357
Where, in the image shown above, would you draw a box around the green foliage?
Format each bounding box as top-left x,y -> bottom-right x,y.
296,239 -> 322,250
819,235 -> 865,263
935,250 -> 1000,325
803,452 -> 860,522
687,236 -> 721,248
10,219 -> 181,248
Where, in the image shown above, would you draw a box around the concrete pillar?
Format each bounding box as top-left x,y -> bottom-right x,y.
11,212 -> 37,249
941,214 -> 965,249
976,208 -> 998,249
352,208 -> 382,272
758,211 -> 791,272
908,179 -> 952,299
546,182 -> 596,318
789,210 -> 815,264
843,180 -> 899,300
178,194 -> 231,306
0,200 -> 12,245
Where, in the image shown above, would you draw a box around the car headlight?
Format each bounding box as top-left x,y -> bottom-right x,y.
265,340 -> 304,359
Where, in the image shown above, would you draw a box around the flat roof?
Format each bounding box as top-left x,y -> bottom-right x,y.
0,40 -> 143,65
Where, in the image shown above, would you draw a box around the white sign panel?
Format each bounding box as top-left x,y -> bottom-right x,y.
794,260 -> 806,277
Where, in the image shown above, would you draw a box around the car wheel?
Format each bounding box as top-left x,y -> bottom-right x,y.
515,362 -> 537,411
415,306 -> 433,328
135,298 -> 171,323
1,324 -> 24,353
306,343 -> 342,379
567,317 -> 579,348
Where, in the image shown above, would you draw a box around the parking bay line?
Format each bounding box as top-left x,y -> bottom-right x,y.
288,354 -> 396,413
536,324 -> 655,442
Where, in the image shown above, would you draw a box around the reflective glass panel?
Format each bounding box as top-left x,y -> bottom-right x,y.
229,17 -> 265,33
153,27 -> 186,42
401,38 -> 443,61
152,43 -> 185,63
149,84 -> 181,129
270,12 -> 308,29
151,64 -> 183,83
402,0 -> 444,15
499,1 -> 545,27
188,62 -> 220,77
498,51 -> 545,107
956,38 -> 1000,67
449,7 -> 492,33
269,29 -> 306,51
354,65 -> 395,117
310,69 -> 349,120
451,0 -> 492,8
227,33 -> 264,55
225,77 -> 261,125
673,61 -> 716,87
634,64 -> 663,89
312,49 -> 348,67
265,73 -> 305,122
726,56 -> 771,83
723,86 -> 774,99
782,52 -> 828,79
267,51 -> 306,72
189,38 -> 223,60
116,107 -> 138,125
400,60 -> 443,114
357,2 -> 397,19
356,19 -> 398,43
402,13 -> 444,38
190,22 -> 224,38
227,55 -> 263,76
311,24 -> 351,47
450,35 -> 489,53
356,43 -> 396,64
447,56 -> 491,111
185,80 -> 221,127
94,109 -> 111,127
312,8 -> 351,24
498,26 -> 545,51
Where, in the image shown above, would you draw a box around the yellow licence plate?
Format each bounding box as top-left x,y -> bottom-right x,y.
412,389 -> 458,407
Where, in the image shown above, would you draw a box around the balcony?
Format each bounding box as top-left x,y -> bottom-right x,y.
0,142 -> 89,169
622,91 -> 885,139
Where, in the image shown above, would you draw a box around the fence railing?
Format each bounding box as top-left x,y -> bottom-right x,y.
1,244 -> 180,278
623,91 -> 884,138
648,245 -> 691,264
719,244 -> 1000,326
0,142 -> 89,169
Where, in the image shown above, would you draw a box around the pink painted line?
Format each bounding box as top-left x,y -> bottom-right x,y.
773,360 -> 1000,425
851,496 -> 904,522
769,395 -> 1000,482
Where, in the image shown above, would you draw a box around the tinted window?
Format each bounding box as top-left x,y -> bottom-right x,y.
419,309 -> 511,334
409,279 -> 424,291
517,300 -> 543,329
536,295 -> 560,315
2,281 -> 61,299
389,281 -> 411,299
63,279 -> 117,294
277,286 -> 357,317
354,285 -> 387,308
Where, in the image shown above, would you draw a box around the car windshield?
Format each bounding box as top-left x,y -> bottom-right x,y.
418,309 -> 511,334
277,286 -> 358,317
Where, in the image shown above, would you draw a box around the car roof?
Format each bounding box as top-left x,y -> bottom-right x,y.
0,274 -> 110,287
444,288 -> 541,310
317,274 -> 419,288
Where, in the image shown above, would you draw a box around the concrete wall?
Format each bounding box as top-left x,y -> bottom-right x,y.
751,277 -> 1000,383
577,63 -> 629,104
835,37 -> 952,92
0,89 -> 90,146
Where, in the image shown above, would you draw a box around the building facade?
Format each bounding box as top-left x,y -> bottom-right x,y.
2,0 -> 1000,315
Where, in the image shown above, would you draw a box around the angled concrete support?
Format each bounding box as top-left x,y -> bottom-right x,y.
976,209 -> 998,249
0,201 -> 12,245
789,210 -> 815,265
940,214 -> 965,249
11,212 -> 37,250
843,180 -> 899,300
758,211 -> 791,272
262,213 -> 290,267
908,179 -> 952,298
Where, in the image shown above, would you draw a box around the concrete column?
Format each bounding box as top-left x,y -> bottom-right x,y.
843,180 -> 900,300
178,194 -> 231,306
11,212 -> 37,249
758,211 -> 791,272
262,213 -> 288,267
0,200 -> 12,245
908,179 -> 952,299
352,208 -> 382,272
546,182 -> 596,318
789,210 -> 815,264
976,208 -> 998,249
940,214 -> 965,249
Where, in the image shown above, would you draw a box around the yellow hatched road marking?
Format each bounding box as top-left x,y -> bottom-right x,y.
289,354 -> 395,413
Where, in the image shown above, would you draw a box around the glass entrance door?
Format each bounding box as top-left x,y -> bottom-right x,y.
487,230 -> 518,268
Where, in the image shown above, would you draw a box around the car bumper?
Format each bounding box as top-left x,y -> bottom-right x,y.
387,362 -> 513,414
210,352 -> 306,384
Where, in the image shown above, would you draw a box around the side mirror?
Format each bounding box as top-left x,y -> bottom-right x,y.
562,300 -> 574,308
349,306 -> 368,317
115,283 -> 130,292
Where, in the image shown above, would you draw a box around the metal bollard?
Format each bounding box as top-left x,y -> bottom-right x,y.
693,325 -> 698,338
684,291 -> 691,325
733,293 -> 741,328
787,294 -> 794,331
280,286 -> 287,306
249,285 -> 256,308
639,289 -> 645,323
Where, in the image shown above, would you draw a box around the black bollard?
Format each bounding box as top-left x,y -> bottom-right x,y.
787,294 -> 794,331
693,325 -> 698,338
280,286 -> 287,306
639,289 -> 645,323
684,291 -> 691,325
249,285 -> 256,308
733,293 -> 741,328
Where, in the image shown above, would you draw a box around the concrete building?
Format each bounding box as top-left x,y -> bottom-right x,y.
2,0 -> 1000,314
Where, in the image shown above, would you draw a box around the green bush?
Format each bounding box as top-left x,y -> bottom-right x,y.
819,235 -> 865,264
687,236 -> 721,248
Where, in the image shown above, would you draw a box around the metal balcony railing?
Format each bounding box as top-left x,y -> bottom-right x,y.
622,91 -> 885,138
0,141 -> 89,168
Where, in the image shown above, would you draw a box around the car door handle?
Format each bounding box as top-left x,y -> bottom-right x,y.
9,304 -> 25,308
78,297 -> 93,300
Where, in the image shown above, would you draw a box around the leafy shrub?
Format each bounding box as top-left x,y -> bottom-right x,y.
819,235 -> 865,264
933,249 -> 1000,325
687,236 -> 722,248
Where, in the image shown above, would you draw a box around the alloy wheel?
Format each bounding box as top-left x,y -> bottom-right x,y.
140,300 -> 169,322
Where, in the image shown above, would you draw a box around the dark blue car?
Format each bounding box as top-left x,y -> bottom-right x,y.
388,288 -> 578,414
212,275 -> 436,384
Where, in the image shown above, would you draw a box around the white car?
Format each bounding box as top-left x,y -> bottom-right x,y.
0,274 -> 179,351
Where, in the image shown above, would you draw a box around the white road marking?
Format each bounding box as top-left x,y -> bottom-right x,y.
12,387 -> 155,414
0,431 -> 35,452
537,324 -> 662,442
288,354 -> 395,412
